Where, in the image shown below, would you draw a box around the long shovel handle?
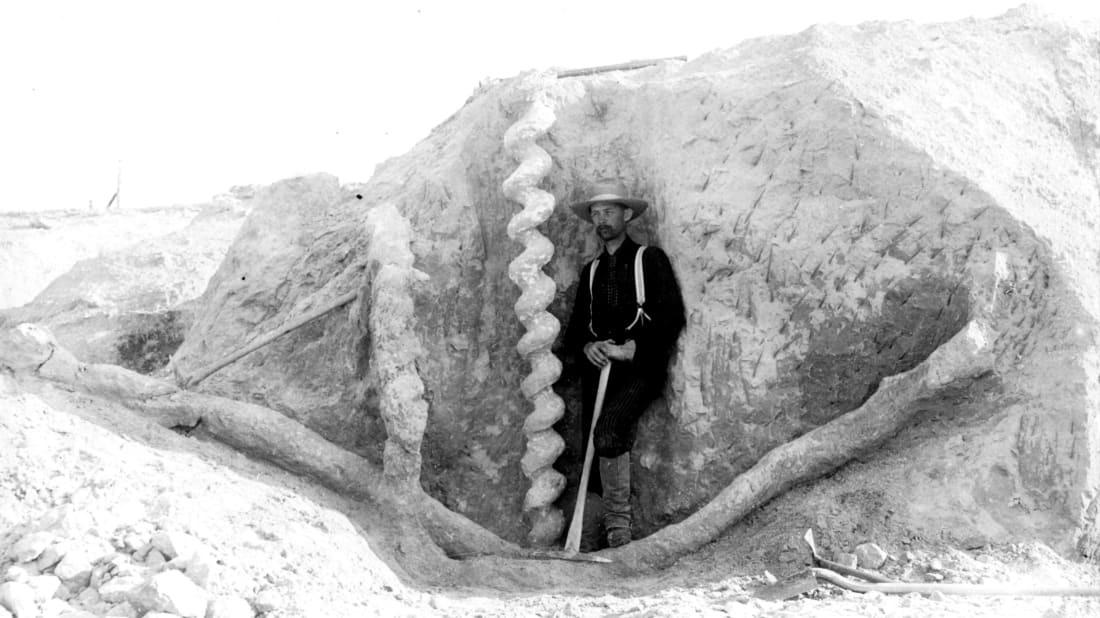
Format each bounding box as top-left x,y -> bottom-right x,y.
564,362 -> 612,554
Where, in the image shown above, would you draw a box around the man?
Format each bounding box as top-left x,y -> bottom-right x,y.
563,179 -> 686,548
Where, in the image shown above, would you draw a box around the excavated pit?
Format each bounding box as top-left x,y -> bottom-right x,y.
159,8 -> 1099,563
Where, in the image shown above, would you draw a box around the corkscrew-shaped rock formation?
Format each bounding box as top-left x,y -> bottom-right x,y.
502,81 -> 567,546
364,203 -> 430,487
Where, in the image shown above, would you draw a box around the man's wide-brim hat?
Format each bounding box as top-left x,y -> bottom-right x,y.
568,180 -> 648,223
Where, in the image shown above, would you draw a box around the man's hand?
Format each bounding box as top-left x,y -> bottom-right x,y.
585,340 -> 636,366
606,339 -> 636,362
584,340 -> 614,367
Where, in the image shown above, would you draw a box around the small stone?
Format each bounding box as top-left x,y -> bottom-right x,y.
903,551 -> 916,563
105,600 -> 139,617
54,582 -> 74,602
35,542 -> 69,572
252,588 -> 281,613
144,549 -> 167,568
132,570 -> 209,618
89,564 -> 112,591
90,554 -> 139,590
834,552 -> 858,569
27,574 -> 62,602
97,575 -> 145,603
762,570 -> 778,585
122,535 -> 146,554
206,595 -> 254,618
928,572 -> 944,582
54,551 -> 94,588
11,531 -> 54,562
928,558 -> 944,572
41,598 -> 76,616
150,530 -> 203,562
183,558 -> 212,588
854,543 -> 888,570
927,591 -> 947,602
76,585 -> 101,606
0,581 -> 36,617
3,566 -> 36,584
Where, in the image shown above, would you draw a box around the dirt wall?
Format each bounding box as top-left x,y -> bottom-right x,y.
170,10 -> 1100,550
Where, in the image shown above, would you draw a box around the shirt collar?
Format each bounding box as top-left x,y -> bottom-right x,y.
600,235 -> 638,259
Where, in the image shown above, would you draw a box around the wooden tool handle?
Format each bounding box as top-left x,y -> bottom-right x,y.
564,362 -> 611,553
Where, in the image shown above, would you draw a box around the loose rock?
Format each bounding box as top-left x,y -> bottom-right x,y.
206,595 -> 254,618
251,588 -> 281,613
2,566 -> 35,584
27,574 -> 61,602
122,534 -> 146,554
74,585 -> 101,607
150,530 -> 203,561
0,581 -> 36,618
11,531 -> 54,562
97,575 -> 145,603
41,598 -> 77,616
834,552 -> 858,569
34,542 -> 68,571
182,557 -> 212,588
854,543 -> 888,570
105,600 -> 139,617
132,570 -> 209,618
144,549 -> 167,569
53,550 -> 94,588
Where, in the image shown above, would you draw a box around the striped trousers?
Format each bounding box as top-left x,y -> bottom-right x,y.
581,361 -> 660,458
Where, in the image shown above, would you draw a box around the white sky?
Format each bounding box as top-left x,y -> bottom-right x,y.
1,1 -> 1095,212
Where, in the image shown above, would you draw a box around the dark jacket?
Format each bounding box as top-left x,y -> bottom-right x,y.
563,236 -> 686,385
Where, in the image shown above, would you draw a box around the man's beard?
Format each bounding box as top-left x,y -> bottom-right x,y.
597,225 -> 615,239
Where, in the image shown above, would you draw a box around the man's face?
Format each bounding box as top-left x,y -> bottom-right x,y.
589,202 -> 632,241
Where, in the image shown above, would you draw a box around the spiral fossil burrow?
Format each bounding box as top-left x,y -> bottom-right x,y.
502,91 -> 567,546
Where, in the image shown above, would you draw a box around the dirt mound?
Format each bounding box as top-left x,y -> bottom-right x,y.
167,8 -> 1099,554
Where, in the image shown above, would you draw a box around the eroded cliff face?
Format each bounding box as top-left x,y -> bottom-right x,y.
170,9 -> 1100,549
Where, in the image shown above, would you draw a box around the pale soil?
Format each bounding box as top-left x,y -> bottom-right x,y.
2,374 -> 1097,617
0,208 -> 204,310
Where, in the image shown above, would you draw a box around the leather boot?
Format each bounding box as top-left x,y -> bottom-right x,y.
599,451 -> 632,547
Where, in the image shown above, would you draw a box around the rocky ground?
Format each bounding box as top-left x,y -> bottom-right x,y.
0,208 -> 205,311
2,371 -> 1097,617
3,8 -> 1099,617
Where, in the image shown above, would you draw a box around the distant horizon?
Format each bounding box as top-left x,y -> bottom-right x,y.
2,1 -> 1096,213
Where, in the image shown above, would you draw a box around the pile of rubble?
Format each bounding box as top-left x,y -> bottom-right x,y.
1,508 -> 262,618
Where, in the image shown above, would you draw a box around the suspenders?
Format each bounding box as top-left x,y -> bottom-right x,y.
587,246 -> 651,337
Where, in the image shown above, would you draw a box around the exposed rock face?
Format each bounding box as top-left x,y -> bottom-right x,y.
0,203 -> 248,372
171,9 -> 1100,549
